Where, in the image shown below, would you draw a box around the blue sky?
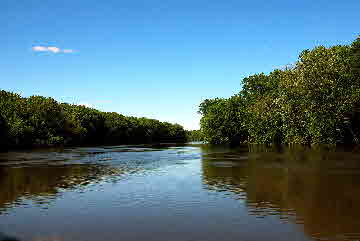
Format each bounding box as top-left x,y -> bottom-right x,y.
1,0 -> 359,130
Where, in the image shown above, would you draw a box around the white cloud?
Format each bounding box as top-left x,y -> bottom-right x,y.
47,46 -> 61,53
32,45 -> 75,54
63,49 -> 74,53
32,46 -> 48,52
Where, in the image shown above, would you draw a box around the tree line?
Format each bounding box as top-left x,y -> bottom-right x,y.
0,91 -> 187,150
199,36 -> 360,145
185,130 -> 203,142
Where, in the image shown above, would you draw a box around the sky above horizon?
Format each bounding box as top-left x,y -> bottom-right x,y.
1,0 -> 359,130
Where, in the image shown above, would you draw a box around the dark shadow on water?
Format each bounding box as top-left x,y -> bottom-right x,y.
201,144 -> 360,241
2,144 -> 360,241
0,232 -> 20,241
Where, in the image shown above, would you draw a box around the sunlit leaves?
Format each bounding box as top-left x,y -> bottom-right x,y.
199,37 -> 360,145
200,95 -> 247,144
0,91 -> 187,149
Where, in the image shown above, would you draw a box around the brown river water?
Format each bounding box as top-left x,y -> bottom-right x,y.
1,143 -> 360,241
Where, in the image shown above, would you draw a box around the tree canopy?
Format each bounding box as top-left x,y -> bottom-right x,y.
0,91 -> 187,150
199,36 -> 360,145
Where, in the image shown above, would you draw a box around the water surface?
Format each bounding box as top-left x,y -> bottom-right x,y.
1,144 -> 360,241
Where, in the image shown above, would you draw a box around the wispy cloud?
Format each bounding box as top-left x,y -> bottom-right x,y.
63,49 -> 74,53
32,46 -> 48,52
47,46 -> 61,53
32,45 -> 75,54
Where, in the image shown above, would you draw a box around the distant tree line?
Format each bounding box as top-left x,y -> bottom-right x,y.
185,130 -> 203,142
199,36 -> 360,145
0,91 -> 186,150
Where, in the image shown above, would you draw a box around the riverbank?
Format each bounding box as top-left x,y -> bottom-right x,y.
198,37 -> 360,145
0,90 -> 187,151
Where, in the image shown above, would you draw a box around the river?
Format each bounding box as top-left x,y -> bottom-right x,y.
1,144 -> 360,241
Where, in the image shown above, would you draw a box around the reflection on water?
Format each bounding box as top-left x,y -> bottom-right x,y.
202,145 -> 360,241
0,145 -> 199,214
1,144 -> 360,241
0,164 -> 123,214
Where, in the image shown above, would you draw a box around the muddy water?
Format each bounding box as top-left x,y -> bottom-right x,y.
1,144 -> 360,241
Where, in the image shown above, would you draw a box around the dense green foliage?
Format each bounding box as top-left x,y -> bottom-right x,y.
0,91 -> 186,149
199,37 -> 360,145
185,129 -> 204,142
199,95 -> 247,144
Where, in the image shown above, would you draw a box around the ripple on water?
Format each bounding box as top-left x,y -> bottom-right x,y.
2,144 -> 360,241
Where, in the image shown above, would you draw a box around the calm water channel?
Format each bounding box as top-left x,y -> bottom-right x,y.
1,144 -> 360,241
